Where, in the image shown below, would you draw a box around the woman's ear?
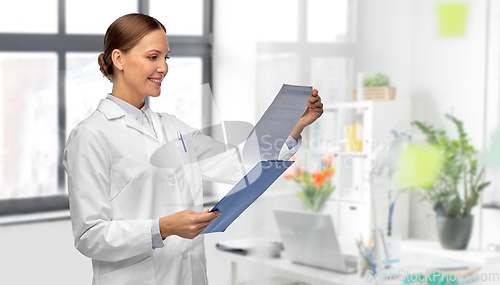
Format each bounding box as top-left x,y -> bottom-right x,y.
111,49 -> 124,71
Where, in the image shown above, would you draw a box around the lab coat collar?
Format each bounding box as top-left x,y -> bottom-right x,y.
96,99 -> 126,120
97,99 -> 160,142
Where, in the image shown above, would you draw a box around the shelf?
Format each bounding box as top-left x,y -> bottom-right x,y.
320,99 -> 412,240
323,100 -> 411,111
323,101 -> 372,111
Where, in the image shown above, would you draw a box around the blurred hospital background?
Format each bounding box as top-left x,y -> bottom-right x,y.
2,0 -> 500,284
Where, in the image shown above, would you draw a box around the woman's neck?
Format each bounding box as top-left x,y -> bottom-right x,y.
111,82 -> 145,109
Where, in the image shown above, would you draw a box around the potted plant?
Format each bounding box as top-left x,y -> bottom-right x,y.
410,114 -> 490,249
351,73 -> 396,101
284,154 -> 336,212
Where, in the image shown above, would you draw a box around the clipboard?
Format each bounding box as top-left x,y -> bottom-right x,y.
201,84 -> 310,234
201,160 -> 294,234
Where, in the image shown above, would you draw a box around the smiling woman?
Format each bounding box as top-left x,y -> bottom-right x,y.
63,12 -> 321,285
65,14 -> 233,285
109,29 -> 169,104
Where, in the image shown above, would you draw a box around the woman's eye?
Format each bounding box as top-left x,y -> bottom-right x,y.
165,55 -> 170,61
149,56 -> 157,60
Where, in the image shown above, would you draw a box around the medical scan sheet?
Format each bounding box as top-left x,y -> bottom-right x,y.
242,84 -> 312,167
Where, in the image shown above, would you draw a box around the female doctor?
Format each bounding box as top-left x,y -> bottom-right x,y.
63,13 -> 323,285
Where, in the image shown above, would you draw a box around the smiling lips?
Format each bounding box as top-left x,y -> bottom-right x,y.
148,77 -> 163,86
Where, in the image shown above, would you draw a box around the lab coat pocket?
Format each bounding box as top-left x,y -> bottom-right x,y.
99,253 -> 154,285
178,133 -> 202,186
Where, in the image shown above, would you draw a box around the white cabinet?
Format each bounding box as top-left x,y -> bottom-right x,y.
316,101 -> 411,240
338,201 -> 369,240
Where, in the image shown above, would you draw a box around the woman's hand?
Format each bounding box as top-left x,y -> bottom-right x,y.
290,89 -> 324,139
160,209 -> 221,239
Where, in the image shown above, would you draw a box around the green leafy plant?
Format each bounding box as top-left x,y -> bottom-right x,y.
284,154 -> 336,212
411,114 -> 490,217
364,73 -> 391,87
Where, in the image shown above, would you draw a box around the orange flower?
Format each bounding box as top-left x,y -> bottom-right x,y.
311,171 -> 325,187
322,153 -> 334,167
323,167 -> 335,178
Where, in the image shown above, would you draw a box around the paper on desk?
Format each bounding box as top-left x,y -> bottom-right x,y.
242,84 -> 311,168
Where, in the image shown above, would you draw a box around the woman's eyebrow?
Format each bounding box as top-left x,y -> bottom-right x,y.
145,49 -> 169,54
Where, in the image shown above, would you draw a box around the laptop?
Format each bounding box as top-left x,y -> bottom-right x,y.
273,209 -> 357,274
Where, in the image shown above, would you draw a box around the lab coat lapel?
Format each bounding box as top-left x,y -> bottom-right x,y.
97,99 -> 160,142
124,115 -> 158,141
148,109 -> 169,144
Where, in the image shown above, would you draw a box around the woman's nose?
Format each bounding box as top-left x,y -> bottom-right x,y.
158,60 -> 168,75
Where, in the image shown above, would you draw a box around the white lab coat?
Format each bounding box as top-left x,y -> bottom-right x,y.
63,98 -> 296,285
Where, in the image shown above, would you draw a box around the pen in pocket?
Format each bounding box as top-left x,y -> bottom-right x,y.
177,130 -> 187,152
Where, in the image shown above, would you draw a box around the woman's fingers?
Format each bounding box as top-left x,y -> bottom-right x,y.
162,209 -> 222,239
196,210 -> 220,223
310,101 -> 323,108
307,96 -> 323,114
198,212 -> 221,227
192,211 -> 220,230
190,212 -> 221,238
308,94 -> 321,107
195,226 -> 208,237
197,215 -> 220,233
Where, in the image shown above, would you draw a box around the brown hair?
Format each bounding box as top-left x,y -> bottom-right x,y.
98,13 -> 166,82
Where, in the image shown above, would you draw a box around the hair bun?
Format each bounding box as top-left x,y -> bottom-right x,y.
98,53 -> 113,82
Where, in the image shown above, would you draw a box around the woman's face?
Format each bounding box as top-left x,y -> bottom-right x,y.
120,29 -> 170,98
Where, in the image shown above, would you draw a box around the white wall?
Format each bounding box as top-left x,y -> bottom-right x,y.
212,0 -> 258,125
0,220 -> 91,285
358,0 -> 414,102
359,0 -> 491,245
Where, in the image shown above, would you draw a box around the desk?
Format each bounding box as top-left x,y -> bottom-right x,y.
216,239 -> 500,285
402,240 -> 500,265
217,249 -> 367,285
